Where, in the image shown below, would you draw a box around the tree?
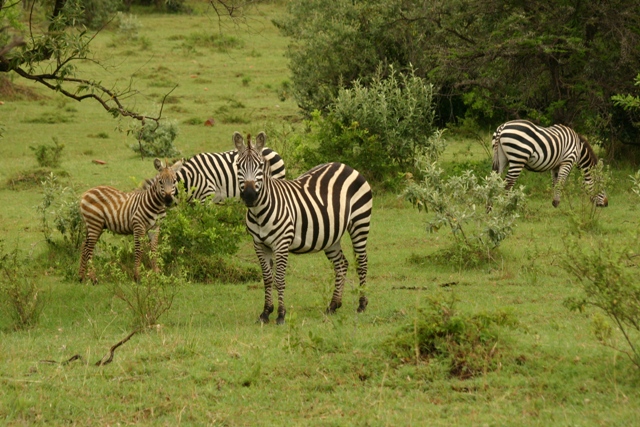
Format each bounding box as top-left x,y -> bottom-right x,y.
278,0 -> 640,154
0,0 -> 248,125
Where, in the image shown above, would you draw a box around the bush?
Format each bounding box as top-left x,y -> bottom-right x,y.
0,243 -> 46,330
37,173 -> 84,250
102,262 -> 181,330
404,159 -> 526,267
562,160 -> 611,233
160,189 -> 260,283
293,67 -> 442,185
563,238 -> 640,368
30,138 -> 65,168
385,293 -> 517,379
130,121 -> 180,158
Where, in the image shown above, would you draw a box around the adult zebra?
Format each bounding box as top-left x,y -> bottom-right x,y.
234,131 -> 372,324
176,148 -> 285,202
79,158 -> 183,283
492,120 -> 608,207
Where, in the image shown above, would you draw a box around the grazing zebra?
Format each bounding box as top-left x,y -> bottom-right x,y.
79,159 -> 183,283
492,120 -> 608,207
234,131 -> 372,324
177,148 -> 285,202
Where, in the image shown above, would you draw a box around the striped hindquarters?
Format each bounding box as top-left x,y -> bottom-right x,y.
495,120 -> 579,172
249,162 -> 372,254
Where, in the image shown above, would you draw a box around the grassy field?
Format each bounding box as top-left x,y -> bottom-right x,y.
1,2 -> 640,426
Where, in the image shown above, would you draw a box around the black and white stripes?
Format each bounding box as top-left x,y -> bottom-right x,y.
177,148 -> 285,202
234,131 -> 373,324
79,159 -> 183,282
492,120 -> 608,207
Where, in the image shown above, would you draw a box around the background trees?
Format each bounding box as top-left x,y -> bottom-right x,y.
277,0 -> 640,156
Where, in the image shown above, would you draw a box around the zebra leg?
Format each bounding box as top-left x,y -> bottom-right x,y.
255,242 -> 275,323
133,224 -> 146,282
325,244 -> 348,314
552,163 -> 573,208
273,245 -> 289,325
148,227 -> 160,273
348,222 -> 370,313
79,228 -> 102,284
504,163 -> 525,191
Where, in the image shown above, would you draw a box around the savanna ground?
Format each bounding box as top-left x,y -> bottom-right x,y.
1,2 -> 639,426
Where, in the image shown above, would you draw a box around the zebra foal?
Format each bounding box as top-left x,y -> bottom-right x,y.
234,131 -> 372,324
492,120 -> 608,207
177,148 -> 285,202
79,158 -> 183,283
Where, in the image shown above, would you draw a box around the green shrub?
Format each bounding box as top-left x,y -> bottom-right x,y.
130,120 -> 181,158
30,138 -> 65,168
0,244 -> 46,330
563,238 -> 640,368
293,67 -> 442,184
102,262 -> 182,330
404,159 -> 526,267
385,293 -> 517,379
160,189 -> 260,283
37,173 -> 84,250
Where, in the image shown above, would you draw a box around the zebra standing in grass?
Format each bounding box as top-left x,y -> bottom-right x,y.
234,131 -> 372,324
176,148 -> 285,202
492,120 -> 608,207
79,158 -> 183,283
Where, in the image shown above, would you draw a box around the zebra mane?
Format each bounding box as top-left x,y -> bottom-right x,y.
579,134 -> 598,167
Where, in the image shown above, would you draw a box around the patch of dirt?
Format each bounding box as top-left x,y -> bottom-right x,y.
0,76 -> 46,101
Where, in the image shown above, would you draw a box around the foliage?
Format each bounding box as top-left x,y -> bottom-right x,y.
385,293 -> 517,379
563,238 -> 640,369
36,173 -> 84,251
29,138 -> 65,168
0,243 -> 46,330
117,13 -> 143,40
404,159 -> 526,265
160,188 -> 259,283
130,120 -> 181,158
292,68 -> 442,184
81,0 -> 122,30
278,0 -> 640,152
102,262 -> 182,330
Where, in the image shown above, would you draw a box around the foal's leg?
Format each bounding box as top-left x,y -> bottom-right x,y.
325,242 -> 348,314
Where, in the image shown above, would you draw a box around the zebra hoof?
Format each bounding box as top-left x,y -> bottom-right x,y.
357,296 -> 368,313
326,301 -> 342,314
276,315 -> 286,325
552,199 -> 560,208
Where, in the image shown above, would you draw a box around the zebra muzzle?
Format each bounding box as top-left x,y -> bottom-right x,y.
241,182 -> 258,207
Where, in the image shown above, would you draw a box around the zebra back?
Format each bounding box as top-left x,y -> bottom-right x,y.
177,148 -> 285,202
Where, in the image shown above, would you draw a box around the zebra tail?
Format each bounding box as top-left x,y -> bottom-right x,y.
492,132 -> 500,172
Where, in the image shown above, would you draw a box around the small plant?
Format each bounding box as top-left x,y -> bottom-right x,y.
37,173 -> 84,250
129,120 -> 181,159
385,293 -> 517,379
160,188 -> 259,283
30,138 -> 65,168
118,13 -> 142,40
103,262 -> 181,330
563,238 -> 640,368
404,159 -> 526,266
0,243 -> 46,330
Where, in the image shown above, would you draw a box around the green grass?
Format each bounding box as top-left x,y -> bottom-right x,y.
1,2 -> 640,426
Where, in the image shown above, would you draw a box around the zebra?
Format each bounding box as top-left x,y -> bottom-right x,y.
492,120 -> 608,207
234,131 -> 373,324
78,158 -> 183,283
176,148 -> 285,202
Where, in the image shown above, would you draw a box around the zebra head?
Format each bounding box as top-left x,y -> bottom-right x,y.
153,158 -> 184,206
234,131 -> 266,207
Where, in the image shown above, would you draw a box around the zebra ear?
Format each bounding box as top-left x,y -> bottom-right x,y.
233,132 -> 246,154
170,159 -> 183,173
255,132 -> 266,152
154,158 -> 164,171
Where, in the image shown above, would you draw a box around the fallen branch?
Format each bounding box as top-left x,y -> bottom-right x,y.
95,329 -> 139,366
39,354 -> 83,365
